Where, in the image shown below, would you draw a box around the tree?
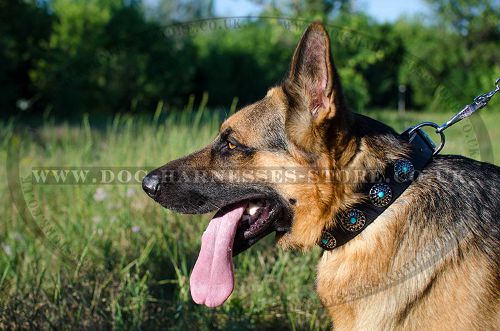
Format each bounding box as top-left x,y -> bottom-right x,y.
153,0 -> 214,22
30,0 -> 196,116
424,0 -> 500,105
249,0 -> 353,20
0,0 -> 53,115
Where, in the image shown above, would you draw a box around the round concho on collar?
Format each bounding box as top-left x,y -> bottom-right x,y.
341,209 -> 366,232
369,183 -> 393,207
394,159 -> 415,182
319,232 -> 337,250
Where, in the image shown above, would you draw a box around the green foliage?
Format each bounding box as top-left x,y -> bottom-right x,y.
30,0 -> 196,116
396,0 -> 500,110
0,0 -> 498,116
191,19 -> 301,107
328,14 -> 406,110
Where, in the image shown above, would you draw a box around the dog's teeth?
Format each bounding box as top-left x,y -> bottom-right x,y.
248,205 -> 259,216
245,202 -> 262,216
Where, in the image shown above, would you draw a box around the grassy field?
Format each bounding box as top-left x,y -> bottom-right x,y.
0,108 -> 498,330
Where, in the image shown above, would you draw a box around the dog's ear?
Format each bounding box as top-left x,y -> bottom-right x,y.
285,22 -> 346,129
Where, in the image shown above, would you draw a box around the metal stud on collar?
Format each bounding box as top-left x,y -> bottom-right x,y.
369,183 -> 393,207
319,232 -> 337,250
341,209 -> 366,232
394,159 -> 415,183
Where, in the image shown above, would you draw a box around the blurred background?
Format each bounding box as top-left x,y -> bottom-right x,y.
1,0 -> 499,117
0,0 -> 499,330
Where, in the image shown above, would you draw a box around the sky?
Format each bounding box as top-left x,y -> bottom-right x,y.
214,0 -> 430,22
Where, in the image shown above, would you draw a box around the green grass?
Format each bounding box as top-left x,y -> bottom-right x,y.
0,108 -> 498,330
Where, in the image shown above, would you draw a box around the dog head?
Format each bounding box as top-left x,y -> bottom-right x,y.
143,22 -> 373,307
144,21 -> 355,246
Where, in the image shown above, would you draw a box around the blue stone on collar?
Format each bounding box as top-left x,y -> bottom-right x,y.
318,232 -> 337,250
341,209 -> 366,232
394,159 -> 415,183
369,183 -> 393,207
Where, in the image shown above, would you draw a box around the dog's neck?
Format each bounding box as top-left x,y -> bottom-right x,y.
318,114 -> 435,251
322,113 -> 410,226
337,113 -> 409,167
279,113 -> 413,251
315,114 -> 444,329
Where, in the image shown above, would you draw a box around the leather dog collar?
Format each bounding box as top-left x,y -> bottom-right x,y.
318,128 -> 435,251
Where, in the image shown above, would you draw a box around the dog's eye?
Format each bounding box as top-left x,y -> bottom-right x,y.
218,136 -> 254,156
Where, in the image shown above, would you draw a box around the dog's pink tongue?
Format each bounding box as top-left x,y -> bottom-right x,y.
190,204 -> 245,307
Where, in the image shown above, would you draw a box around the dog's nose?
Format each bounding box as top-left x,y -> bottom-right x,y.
142,173 -> 160,198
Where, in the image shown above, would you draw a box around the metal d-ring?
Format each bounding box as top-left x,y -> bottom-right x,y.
407,122 -> 445,156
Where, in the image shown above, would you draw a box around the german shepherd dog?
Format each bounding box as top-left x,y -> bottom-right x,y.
143,22 -> 499,330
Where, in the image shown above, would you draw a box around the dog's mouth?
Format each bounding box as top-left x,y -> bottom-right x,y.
234,198 -> 284,254
240,199 -> 273,236
189,197 -> 289,308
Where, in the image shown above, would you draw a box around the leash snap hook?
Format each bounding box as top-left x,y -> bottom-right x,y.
436,77 -> 500,134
